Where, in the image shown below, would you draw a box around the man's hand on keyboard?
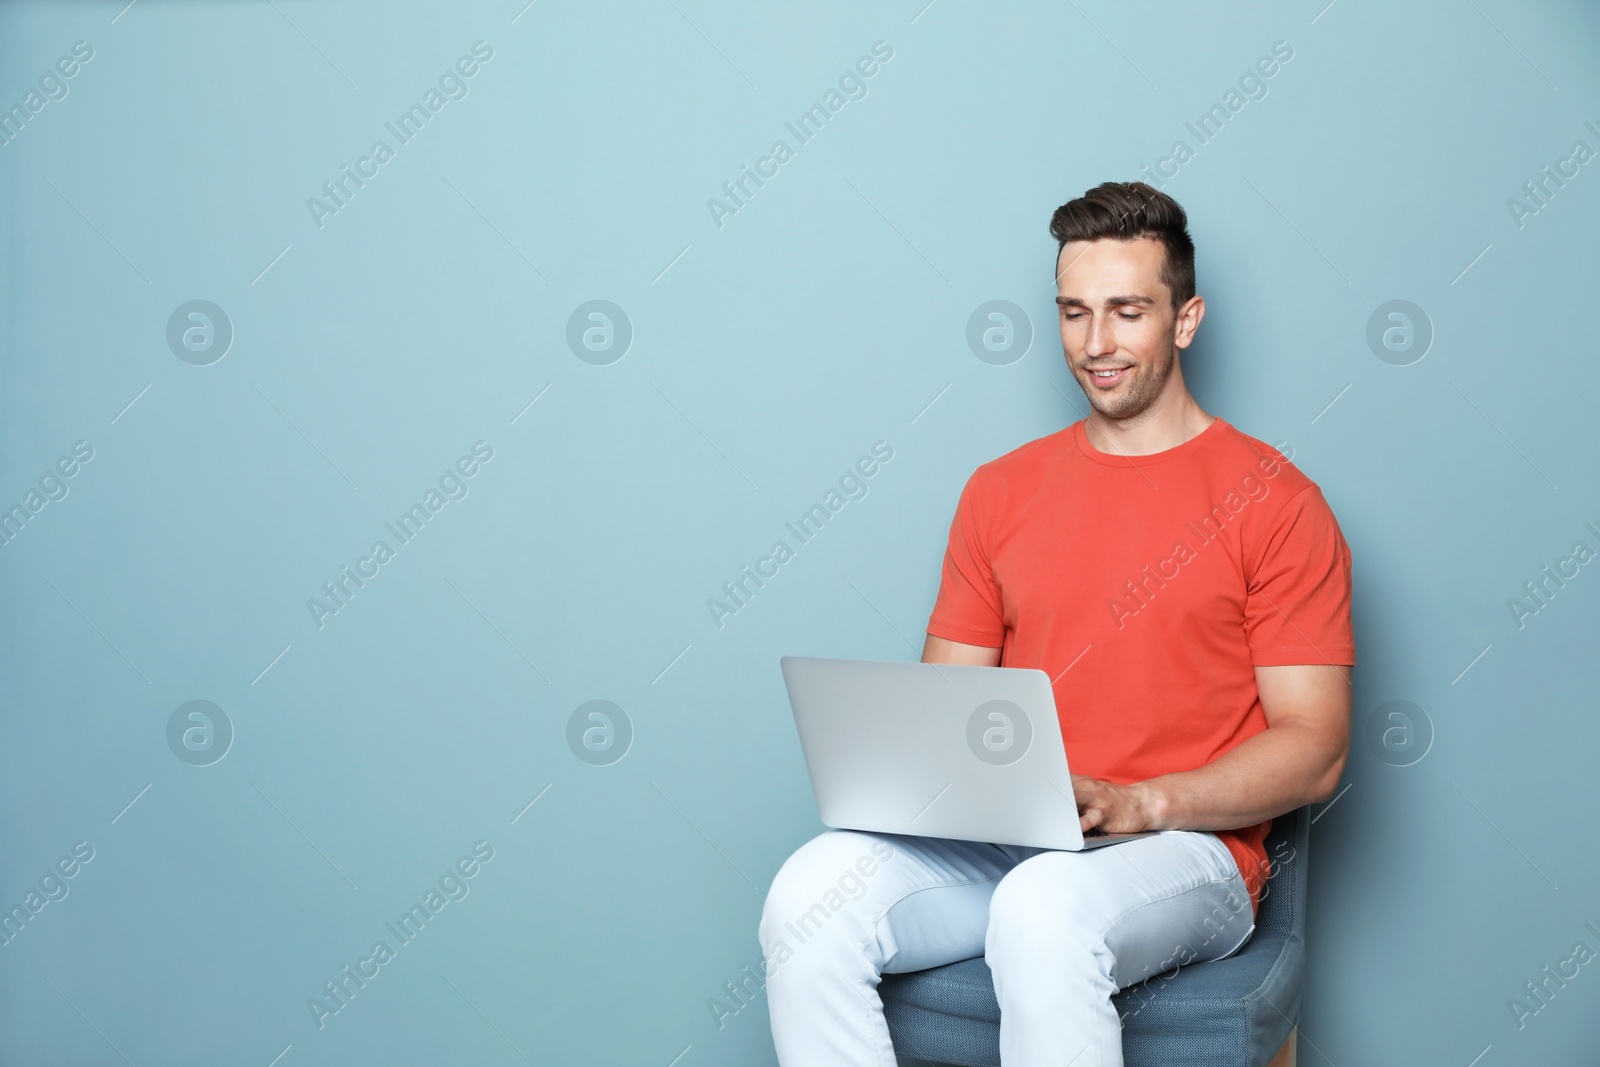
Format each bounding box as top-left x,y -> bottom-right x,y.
1071,773 -> 1167,835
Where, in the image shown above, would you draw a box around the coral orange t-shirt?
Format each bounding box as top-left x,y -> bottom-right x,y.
926,416 -> 1355,919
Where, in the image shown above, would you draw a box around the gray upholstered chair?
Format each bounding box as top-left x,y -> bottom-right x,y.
879,806 -> 1309,1067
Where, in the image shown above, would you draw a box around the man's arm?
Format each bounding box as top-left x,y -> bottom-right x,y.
1076,662 -> 1351,834
921,633 -> 1001,667
920,635 -> 1350,833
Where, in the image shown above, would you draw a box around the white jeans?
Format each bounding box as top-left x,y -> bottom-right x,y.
758,827 -> 1255,1067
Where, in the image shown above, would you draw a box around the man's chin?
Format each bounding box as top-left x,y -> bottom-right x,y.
1083,390 -> 1132,418
1083,393 -> 1154,427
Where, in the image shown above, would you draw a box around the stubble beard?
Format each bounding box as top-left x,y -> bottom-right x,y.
1081,342 -> 1176,423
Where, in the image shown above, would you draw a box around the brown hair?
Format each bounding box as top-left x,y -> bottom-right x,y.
1048,181 -> 1195,315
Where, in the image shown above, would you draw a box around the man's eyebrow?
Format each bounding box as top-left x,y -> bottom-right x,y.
1054,294 -> 1157,308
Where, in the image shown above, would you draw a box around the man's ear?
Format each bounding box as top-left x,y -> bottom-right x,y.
1174,294 -> 1205,349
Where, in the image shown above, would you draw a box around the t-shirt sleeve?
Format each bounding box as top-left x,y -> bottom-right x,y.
926,471 -> 1006,647
1244,483 -> 1355,666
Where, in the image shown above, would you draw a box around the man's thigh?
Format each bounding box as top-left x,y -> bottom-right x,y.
986,830 -> 1255,987
760,829 -> 1028,974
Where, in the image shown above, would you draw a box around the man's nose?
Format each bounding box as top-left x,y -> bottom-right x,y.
1084,314 -> 1116,356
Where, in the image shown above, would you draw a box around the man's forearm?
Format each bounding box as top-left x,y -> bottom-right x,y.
1132,720 -> 1345,832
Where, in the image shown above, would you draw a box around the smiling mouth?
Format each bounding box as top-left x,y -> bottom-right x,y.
1086,366 -> 1131,387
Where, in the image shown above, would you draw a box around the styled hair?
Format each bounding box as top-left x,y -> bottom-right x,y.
1048,181 -> 1195,315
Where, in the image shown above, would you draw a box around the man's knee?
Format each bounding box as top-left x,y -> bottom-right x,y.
987,855 -> 1105,949
985,858 -> 1120,1014
759,830 -> 899,954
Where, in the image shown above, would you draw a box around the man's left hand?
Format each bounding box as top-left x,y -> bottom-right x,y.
1071,774 -> 1168,834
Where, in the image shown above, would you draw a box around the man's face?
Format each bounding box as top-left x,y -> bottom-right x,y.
1054,236 -> 1188,421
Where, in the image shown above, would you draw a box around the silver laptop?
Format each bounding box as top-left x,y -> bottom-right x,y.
779,655 -> 1158,851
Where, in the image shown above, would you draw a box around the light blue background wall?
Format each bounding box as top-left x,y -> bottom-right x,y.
1,1 -> 1597,1063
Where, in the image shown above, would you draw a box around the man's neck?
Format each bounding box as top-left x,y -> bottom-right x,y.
1083,400 -> 1215,458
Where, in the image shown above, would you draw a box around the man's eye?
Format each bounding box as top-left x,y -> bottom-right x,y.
1062,311 -> 1084,321
1119,312 -> 1143,321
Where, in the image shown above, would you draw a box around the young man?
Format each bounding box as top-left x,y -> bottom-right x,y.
759,181 -> 1355,1065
